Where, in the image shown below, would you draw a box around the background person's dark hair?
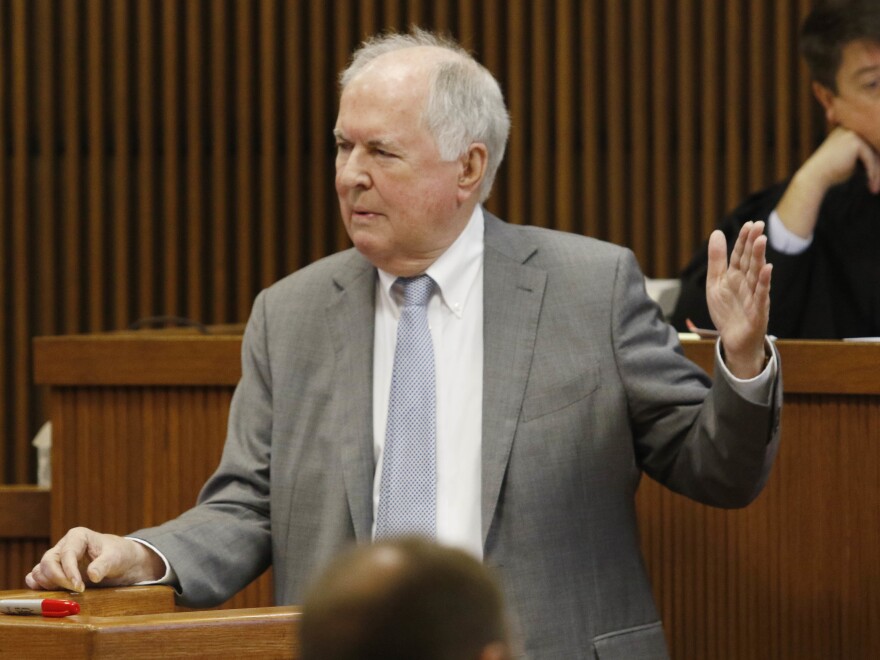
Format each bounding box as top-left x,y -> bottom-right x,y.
800,0 -> 880,92
300,537 -> 509,660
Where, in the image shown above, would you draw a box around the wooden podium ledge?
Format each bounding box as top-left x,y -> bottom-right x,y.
34,328 -> 880,394
680,338 -> 880,395
33,326 -> 245,386
0,587 -> 300,659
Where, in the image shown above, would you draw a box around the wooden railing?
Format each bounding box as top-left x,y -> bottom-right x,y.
0,586 -> 299,659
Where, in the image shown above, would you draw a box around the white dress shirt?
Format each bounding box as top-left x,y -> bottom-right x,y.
372,205 -> 485,558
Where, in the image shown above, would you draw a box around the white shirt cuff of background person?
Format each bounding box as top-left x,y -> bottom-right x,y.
127,537 -> 179,588
768,210 -> 813,254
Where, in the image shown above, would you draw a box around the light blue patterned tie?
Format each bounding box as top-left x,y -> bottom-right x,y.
375,274 -> 437,539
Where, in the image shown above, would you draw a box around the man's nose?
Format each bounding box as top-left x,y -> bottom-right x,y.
338,148 -> 372,189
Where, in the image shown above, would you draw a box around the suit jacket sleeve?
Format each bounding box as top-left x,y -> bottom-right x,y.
131,290 -> 275,607
615,249 -> 782,506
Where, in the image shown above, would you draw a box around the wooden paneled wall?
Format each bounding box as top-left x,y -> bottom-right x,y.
0,486 -> 50,590
1,0 -> 822,483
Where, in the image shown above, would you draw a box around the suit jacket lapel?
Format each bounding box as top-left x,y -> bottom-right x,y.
327,251 -> 377,542
481,214 -> 546,543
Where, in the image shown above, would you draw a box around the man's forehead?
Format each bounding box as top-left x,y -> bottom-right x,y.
363,45 -> 456,74
841,40 -> 880,77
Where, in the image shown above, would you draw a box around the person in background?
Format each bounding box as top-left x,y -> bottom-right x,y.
300,537 -> 511,660
672,0 -> 880,339
26,28 -> 780,658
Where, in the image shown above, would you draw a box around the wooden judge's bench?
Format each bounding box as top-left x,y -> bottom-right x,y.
11,330 -> 880,658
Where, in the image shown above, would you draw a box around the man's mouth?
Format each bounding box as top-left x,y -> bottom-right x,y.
352,207 -> 382,219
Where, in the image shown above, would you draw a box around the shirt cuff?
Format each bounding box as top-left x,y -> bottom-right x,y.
714,337 -> 777,405
768,210 -> 813,254
126,536 -> 180,589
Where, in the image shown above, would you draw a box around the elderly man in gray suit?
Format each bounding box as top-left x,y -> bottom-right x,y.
27,29 -> 780,659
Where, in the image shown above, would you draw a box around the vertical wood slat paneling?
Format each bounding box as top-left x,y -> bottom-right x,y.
504,4 -> 526,227
637,394 -> 880,659
699,2 -> 722,240
234,1 -> 255,321
111,1 -> 131,331
650,0 -> 672,276
284,2 -> 304,275
0,0 -> 7,481
606,1 -> 626,246
11,0 -> 30,483
774,0 -> 794,183
162,0 -> 181,320
529,2 -> 550,229
209,1 -> 230,321
553,0 -> 575,235
307,2 -> 329,264
675,0 -> 697,277
629,1 -> 649,262
186,1 -> 206,319
723,0 -> 744,216
135,0 -> 157,322
259,0 -> 280,290
580,0 -> 600,239
748,0 -> 767,191
86,0 -> 106,330
35,0 -> 56,337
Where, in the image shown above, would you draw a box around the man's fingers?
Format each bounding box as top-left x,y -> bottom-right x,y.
746,233 -> 768,290
706,229 -> 728,283
87,554 -> 116,584
755,263 -> 773,319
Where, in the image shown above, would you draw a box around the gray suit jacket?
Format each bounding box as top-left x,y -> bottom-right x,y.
136,213 -> 782,659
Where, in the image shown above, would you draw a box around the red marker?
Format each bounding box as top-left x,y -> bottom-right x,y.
0,598 -> 80,617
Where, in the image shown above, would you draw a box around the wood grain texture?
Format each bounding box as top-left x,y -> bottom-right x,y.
0,585 -> 176,616
0,602 -> 300,659
0,487 -> 50,590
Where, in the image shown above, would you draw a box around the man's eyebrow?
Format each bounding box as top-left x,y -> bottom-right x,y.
332,131 -> 400,151
365,138 -> 400,151
852,64 -> 880,78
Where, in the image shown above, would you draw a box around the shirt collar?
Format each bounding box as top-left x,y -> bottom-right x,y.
377,205 -> 484,319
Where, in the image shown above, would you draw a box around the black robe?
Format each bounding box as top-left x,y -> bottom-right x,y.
671,169 -> 880,339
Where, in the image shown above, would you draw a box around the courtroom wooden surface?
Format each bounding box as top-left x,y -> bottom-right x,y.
0,585 -> 175,617
0,586 -> 298,660
34,332 -> 880,658
638,338 -> 880,659
0,487 -> 50,591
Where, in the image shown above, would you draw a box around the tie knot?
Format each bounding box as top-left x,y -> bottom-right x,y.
397,275 -> 434,308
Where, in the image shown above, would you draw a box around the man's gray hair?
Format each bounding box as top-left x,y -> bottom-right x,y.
340,28 -> 511,203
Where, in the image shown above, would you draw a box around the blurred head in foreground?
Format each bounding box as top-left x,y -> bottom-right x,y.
300,537 -> 512,660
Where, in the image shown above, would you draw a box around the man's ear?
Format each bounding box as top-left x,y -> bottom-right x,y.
456,143 -> 489,202
812,80 -> 839,125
